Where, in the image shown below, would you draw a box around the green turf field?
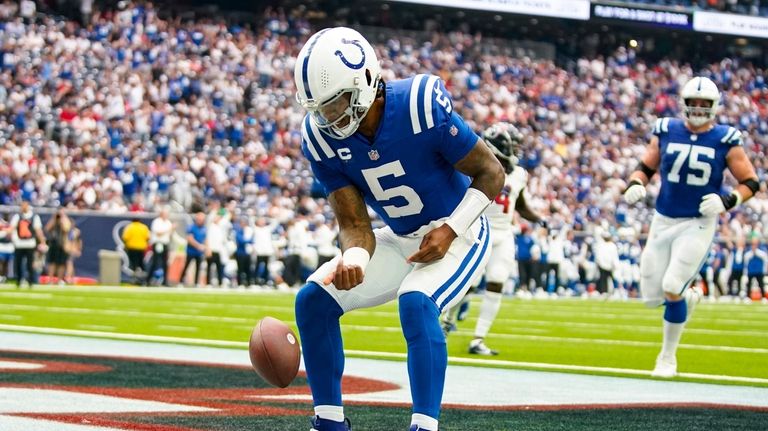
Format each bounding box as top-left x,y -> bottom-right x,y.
1,284 -> 767,387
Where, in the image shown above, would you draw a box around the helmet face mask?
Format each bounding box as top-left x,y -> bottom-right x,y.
483,123 -> 523,171
294,27 -> 381,139
312,88 -> 369,139
679,77 -> 720,128
683,98 -> 714,127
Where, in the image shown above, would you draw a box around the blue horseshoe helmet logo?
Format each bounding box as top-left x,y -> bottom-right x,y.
334,39 -> 366,70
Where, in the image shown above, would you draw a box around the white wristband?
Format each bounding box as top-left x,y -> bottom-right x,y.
342,247 -> 370,272
733,190 -> 743,207
445,187 -> 492,236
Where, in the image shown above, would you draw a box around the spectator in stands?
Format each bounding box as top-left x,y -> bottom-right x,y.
234,216 -> 254,288
283,217 -> 309,288
0,214 -> 12,283
146,208 -> 174,287
205,210 -> 227,287
314,217 -> 339,269
516,225 -> 536,296
594,229 -> 620,296
44,208 -> 72,285
122,217 -> 151,285
180,211 -> 207,287
253,217 -> 278,285
0,0 -> 765,295
726,237 -> 747,297
66,222 -> 82,283
10,201 -> 45,288
744,235 -> 768,302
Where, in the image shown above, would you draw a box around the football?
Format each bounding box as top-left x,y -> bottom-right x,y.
248,316 -> 301,388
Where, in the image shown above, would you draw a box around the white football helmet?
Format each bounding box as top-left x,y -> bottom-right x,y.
680,77 -> 720,127
294,27 -> 381,139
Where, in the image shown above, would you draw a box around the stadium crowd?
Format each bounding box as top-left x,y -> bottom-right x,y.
0,1 -> 766,299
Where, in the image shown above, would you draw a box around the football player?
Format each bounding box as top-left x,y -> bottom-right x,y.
624,76 -> 759,378
442,123 -> 544,355
293,28 -> 504,431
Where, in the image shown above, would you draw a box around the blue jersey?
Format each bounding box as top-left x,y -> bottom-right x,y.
654,118 -> 742,218
302,75 -> 478,235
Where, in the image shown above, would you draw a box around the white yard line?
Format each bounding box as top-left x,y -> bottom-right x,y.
76,324 -> 116,332
0,292 -> 54,299
156,325 -> 199,332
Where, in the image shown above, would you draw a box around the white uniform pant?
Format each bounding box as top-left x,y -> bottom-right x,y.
483,229 -> 516,284
640,212 -> 716,307
308,216 -> 491,313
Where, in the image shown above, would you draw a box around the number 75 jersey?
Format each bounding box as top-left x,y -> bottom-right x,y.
301,74 -> 480,235
654,117 -> 743,218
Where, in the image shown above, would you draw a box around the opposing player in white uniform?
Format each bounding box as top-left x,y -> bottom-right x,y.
442,123 -> 543,356
293,28 -> 504,431
623,77 -> 759,378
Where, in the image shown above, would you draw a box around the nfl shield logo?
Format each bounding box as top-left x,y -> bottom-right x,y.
368,149 -> 380,161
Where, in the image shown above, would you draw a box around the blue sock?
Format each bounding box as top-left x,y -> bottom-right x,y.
399,292 -> 446,420
295,282 -> 345,406
664,298 -> 687,324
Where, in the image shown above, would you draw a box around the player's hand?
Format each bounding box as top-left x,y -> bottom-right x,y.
623,179 -> 646,204
407,224 -> 457,264
323,258 -> 364,290
699,193 -> 728,217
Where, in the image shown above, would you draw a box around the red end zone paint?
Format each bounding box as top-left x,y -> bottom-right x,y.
0,357 -> 112,373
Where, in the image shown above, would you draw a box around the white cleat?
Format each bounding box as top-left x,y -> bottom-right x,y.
468,338 -> 499,356
651,355 -> 677,378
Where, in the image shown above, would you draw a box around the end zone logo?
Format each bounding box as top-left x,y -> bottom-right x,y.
0,353 -> 396,431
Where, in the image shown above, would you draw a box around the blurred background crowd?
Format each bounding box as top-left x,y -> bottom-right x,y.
0,0 -> 766,301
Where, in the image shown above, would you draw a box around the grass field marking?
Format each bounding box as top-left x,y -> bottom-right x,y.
5,301 -> 766,354
2,303 -> 253,324
0,291 -> 54,299
76,324 -> 117,332
0,324 -> 247,348
490,316 -> 768,338
156,325 -> 200,332
7,287 -> 768,326
0,314 -> 22,321
2,324 -> 767,386
0,284 -> 281,296
12,293 -> 768,330
446,329 -> 768,354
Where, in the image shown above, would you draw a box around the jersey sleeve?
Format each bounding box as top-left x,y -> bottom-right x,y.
306,157 -> 351,195
300,115 -> 352,194
425,77 -> 479,164
652,118 -> 671,137
720,126 -> 743,147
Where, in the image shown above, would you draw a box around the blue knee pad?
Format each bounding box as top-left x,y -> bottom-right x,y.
399,291 -> 446,419
664,298 -> 687,324
295,282 -> 345,406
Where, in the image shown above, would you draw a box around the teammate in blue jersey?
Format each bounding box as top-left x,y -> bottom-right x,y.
292,27 -> 504,431
623,76 -> 760,378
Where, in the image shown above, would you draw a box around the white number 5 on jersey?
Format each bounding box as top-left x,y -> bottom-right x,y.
666,143 -> 715,186
362,161 -> 424,218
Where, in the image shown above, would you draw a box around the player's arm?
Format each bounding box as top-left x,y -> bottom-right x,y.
624,136 -> 660,204
453,139 -> 506,201
700,144 -> 760,217
408,139 -> 504,264
323,185 -> 375,290
726,145 -> 759,203
514,191 -> 543,224
34,216 -> 46,246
